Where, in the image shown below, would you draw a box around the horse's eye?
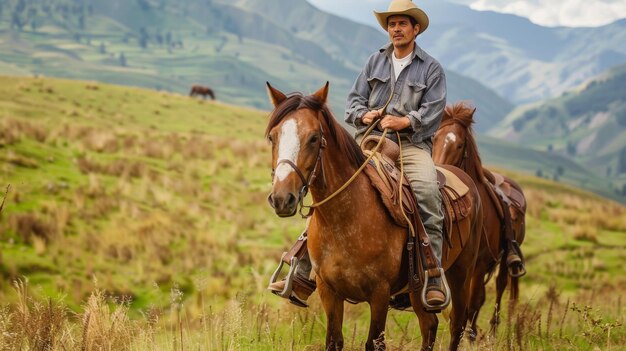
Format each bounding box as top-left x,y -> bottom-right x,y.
309,135 -> 319,145
457,144 -> 464,149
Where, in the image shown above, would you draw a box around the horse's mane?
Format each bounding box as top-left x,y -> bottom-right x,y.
441,102 -> 485,180
265,93 -> 366,168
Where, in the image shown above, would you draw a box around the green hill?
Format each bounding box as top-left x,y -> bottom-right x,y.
0,0 -> 513,127
477,135 -> 625,203
0,77 -> 624,349
0,75 -> 297,311
488,63 -> 626,199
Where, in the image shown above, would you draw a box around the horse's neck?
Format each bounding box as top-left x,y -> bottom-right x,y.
311,151 -> 357,200
461,161 -> 482,182
459,139 -> 484,183
308,149 -> 365,222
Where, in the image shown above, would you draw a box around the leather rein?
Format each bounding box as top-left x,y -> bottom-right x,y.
271,118 -> 389,218
271,88 -> 396,218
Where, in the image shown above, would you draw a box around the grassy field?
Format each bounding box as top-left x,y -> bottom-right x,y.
0,76 -> 625,350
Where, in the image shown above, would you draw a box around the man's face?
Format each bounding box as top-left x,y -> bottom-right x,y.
387,15 -> 419,49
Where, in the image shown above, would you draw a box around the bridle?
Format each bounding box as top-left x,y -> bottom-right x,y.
269,114 -> 389,218
269,123 -> 327,218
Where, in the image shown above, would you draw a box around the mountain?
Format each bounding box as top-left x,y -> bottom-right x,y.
488,63 -> 626,192
0,0 -> 512,127
320,0 -> 626,104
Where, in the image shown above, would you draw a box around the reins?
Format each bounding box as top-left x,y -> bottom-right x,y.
298,121 -> 389,217
298,88 -> 396,217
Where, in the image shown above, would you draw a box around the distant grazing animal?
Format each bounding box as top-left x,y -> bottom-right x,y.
432,102 -> 527,341
189,85 -> 215,100
265,82 -> 483,351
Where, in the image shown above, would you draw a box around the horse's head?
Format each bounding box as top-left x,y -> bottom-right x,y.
432,102 -> 476,167
265,82 -> 329,217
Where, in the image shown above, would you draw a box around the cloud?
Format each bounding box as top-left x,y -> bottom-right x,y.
308,0 -> 626,27
469,0 -> 626,27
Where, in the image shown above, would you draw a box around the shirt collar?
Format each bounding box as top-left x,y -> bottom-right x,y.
379,42 -> 426,62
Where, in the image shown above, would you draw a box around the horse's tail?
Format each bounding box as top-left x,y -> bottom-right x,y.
208,89 -> 215,100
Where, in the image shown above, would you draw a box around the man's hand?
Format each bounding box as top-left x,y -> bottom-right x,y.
380,114 -> 411,131
361,110 -> 382,125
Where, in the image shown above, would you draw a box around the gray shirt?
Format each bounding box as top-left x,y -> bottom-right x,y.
345,42 -> 447,145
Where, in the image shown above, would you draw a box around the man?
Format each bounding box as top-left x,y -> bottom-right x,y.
347,0 -> 448,307
269,0 -> 448,309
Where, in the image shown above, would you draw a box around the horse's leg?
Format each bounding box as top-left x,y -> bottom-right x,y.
318,279 -> 344,351
366,287 -> 391,351
467,259 -> 489,342
446,266 -> 472,351
490,259 -> 508,335
410,293 -> 438,351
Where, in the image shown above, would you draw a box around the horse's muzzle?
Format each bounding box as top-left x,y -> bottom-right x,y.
267,191 -> 298,217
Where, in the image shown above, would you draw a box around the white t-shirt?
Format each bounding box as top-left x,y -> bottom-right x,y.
392,52 -> 412,80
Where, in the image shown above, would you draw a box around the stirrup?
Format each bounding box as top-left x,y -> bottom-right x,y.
421,268 -> 451,312
269,252 -> 300,299
507,240 -> 526,278
507,254 -> 526,278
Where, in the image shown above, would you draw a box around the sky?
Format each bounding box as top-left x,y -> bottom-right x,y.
307,0 -> 626,27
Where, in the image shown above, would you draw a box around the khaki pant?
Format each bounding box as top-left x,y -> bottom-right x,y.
357,135 -> 444,263
398,139 -> 444,264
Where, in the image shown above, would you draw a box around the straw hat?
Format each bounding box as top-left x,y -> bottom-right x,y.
374,0 -> 429,35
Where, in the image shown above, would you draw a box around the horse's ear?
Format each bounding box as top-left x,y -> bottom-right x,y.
312,81 -> 329,105
266,82 -> 287,107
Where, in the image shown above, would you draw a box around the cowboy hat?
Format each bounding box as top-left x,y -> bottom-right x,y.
374,0 -> 429,35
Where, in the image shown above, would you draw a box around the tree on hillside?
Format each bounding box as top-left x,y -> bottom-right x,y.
155,32 -> 163,47
99,43 -> 106,54
139,27 -> 149,49
616,108 -> 626,127
618,147 -> 626,174
11,11 -> 24,31
27,7 -> 37,31
566,141 -> 577,156
556,165 -> 564,176
138,0 -> 151,11
119,52 -> 127,67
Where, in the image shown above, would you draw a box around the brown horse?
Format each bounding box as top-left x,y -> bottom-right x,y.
265,82 -> 482,351
189,84 -> 215,100
432,102 -> 527,340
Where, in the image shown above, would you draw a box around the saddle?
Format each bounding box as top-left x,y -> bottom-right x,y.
361,135 -> 469,229
361,136 -> 471,229
484,169 -> 525,219
361,135 -> 473,292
